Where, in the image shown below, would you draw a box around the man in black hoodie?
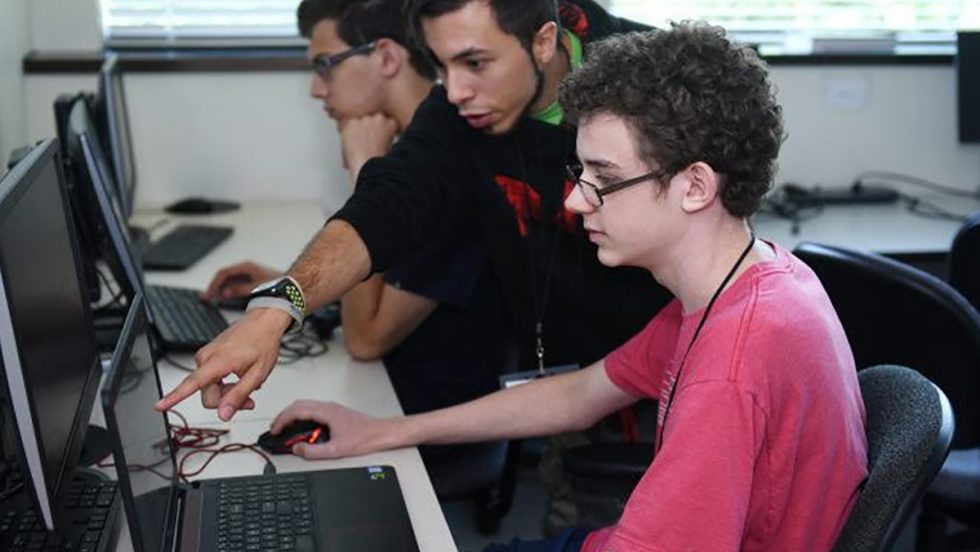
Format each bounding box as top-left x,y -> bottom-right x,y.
158,0 -> 669,428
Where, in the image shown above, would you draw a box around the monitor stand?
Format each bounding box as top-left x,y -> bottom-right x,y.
78,425 -> 112,467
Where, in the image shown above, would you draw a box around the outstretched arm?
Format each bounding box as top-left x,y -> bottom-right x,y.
155,219 -> 372,419
271,361 -> 638,459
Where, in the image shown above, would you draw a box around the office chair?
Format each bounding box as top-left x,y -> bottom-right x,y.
833,364 -> 954,552
949,212 -> 980,312
793,241 -> 980,550
425,439 -> 521,533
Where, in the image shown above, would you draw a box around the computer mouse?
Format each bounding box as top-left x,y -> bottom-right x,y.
164,197 -> 240,215
256,420 -> 330,455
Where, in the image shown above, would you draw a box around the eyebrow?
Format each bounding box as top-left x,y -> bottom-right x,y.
579,158 -> 621,171
450,47 -> 490,62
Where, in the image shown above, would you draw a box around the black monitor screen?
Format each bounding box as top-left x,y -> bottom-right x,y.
104,297 -> 175,552
99,54 -> 136,218
0,138 -> 100,529
958,32 -> 980,144
63,97 -> 145,304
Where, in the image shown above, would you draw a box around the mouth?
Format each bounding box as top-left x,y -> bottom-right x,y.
461,112 -> 494,129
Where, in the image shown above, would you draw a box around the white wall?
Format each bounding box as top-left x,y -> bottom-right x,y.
0,0 -> 29,164
18,0 -> 979,210
30,0 -> 102,52
24,64 -> 980,213
772,65 -> 980,191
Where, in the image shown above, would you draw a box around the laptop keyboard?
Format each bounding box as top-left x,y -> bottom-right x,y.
216,474 -> 315,552
146,285 -> 228,352
141,224 -> 233,271
0,477 -> 120,552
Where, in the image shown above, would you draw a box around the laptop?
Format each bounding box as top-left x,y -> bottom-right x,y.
102,294 -> 420,552
78,130 -> 228,352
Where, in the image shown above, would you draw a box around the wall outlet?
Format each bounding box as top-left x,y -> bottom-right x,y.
823,75 -> 871,109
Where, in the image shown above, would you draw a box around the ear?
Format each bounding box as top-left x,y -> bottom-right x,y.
532,21 -> 559,66
680,161 -> 721,214
375,38 -> 403,78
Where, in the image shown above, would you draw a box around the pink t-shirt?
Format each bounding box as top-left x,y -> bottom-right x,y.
582,243 -> 867,552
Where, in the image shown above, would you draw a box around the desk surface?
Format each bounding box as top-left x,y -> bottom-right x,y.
753,193 -> 980,254
113,201 -> 458,552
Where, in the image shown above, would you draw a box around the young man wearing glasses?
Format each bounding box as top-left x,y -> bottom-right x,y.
160,0 -> 670,440
267,24 -> 868,551
202,0 -> 514,432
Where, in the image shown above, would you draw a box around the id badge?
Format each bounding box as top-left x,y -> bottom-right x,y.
499,363 -> 579,389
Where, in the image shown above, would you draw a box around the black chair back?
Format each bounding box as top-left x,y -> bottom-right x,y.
834,365 -> 955,552
794,242 -> 980,449
950,212 -> 980,312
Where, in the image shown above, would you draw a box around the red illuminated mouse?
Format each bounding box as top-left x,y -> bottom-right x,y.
257,420 -> 330,454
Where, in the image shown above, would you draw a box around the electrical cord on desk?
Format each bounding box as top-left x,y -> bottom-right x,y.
856,170 -> 980,199
277,322 -> 329,365
898,192 -> 971,222
97,409 -> 276,482
759,185 -> 826,235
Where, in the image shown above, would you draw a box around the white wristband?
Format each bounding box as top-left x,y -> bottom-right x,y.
246,296 -> 304,333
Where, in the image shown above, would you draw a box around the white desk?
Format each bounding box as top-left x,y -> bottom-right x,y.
106,201 -> 458,552
753,193 -> 980,254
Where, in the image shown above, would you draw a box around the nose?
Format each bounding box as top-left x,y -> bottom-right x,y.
444,69 -> 475,106
310,73 -> 329,99
564,183 -> 593,214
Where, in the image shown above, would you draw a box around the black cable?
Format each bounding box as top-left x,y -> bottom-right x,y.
857,170 -> 980,199
277,322 -> 328,365
898,193 -> 970,222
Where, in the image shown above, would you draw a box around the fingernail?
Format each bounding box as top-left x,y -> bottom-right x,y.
219,406 -> 234,420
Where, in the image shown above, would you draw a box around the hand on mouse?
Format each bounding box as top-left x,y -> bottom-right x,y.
202,261 -> 281,301
270,399 -> 405,460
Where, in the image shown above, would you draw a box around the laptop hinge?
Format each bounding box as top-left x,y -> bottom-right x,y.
177,488 -> 204,552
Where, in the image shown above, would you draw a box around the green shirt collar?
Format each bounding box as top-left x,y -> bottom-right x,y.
531,30 -> 583,126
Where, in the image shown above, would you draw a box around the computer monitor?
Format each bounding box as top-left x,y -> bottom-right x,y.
95,54 -> 136,219
0,138 -> 102,530
957,32 -> 980,144
102,294 -> 175,552
62,98 -> 152,326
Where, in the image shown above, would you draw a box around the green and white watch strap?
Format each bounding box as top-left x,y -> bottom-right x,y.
246,276 -> 307,333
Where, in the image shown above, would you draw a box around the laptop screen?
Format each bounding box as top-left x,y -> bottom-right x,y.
103,297 -> 176,552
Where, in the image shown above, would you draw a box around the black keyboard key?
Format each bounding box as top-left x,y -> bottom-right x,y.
146,285 -> 228,351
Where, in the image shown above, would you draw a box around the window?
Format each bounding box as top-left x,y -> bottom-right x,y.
101,0 -> 303,45
609,0 -> 980,54
101,0 -> 980,53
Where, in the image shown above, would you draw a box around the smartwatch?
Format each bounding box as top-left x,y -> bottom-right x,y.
246,276 -> 307,333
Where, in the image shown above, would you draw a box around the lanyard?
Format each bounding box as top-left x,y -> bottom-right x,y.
655,233 -> 757,452
516,144 -> 562,374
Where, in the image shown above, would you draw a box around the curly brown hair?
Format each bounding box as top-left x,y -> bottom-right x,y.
559,22 -> 784,218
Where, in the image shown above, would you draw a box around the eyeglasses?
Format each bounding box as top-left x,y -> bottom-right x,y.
311,41 -> 376,81
565,164 -> 669,207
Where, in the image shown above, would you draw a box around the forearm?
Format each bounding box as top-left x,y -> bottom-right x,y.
340,274 -> 387,359
394,364 -> 636,446
287,220 -> 372,313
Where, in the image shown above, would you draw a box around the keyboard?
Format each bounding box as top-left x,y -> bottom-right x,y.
0,474 -> 121,552
214,474 -> 316,552
146,285 -> 229,352
141,224 -> 233,271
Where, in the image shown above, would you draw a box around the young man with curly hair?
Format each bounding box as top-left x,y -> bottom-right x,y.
265,24 -> 868,551
160,0 -> 669,428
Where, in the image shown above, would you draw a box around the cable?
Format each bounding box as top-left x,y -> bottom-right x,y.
277,322 -> 329,365
898,193 -> 971,223
97,409 -> 275,483
856,170 -> 980,199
